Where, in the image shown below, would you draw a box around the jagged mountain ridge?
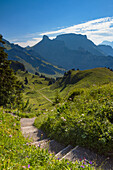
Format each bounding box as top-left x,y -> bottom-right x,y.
55,33 -> 105,56
30,33 -> 113,70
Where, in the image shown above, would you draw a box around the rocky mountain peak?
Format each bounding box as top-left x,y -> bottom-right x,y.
43,35 -> 50,41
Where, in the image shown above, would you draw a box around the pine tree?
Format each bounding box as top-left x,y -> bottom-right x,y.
0,35 -> 22,107
24,77 -> 28,85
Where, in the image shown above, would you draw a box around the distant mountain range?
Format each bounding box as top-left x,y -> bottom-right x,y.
101,40 -> 113,48
98,45 -> 113,57
3,33 -> 113,75
30,33 -> 113,70
3,39 -> 65,76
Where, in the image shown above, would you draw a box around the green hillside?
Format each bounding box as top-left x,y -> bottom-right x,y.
15,67 -> 113,114
35,82 -> 113,154
15,70 -> 58,115
51,67 -> 113,94
34,67 -> 113,155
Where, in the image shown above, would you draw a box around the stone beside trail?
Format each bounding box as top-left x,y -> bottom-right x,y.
20,117 -> 113,170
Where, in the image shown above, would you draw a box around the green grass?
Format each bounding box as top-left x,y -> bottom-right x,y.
14,68 -> 113,118
0,108 -> 94,169
34,82 -> 113,155
51,67 -> 113,92
13,68 -> 113,154
15,71 -> 56,114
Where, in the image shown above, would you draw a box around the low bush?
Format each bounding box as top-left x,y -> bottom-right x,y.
35,84 -> 113,155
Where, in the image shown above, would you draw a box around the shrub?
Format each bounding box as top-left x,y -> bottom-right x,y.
35,84 -> 113,155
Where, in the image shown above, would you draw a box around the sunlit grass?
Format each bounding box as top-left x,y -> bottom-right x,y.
0,108 -> 95,169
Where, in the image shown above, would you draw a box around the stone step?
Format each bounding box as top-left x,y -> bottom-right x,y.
32,139 -> 50,147
21,126 -> 38,134
32,139 -> 65,154
47,140 -> 65,154
23,129 -> 46,142
60,146 -> 79,161
20,118 -> 36,127
55,145 -> 73,159
60,146 -> 113,170
61,145 -> 103,163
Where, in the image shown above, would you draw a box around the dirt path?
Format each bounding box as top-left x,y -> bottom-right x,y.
37,90 -> 53,103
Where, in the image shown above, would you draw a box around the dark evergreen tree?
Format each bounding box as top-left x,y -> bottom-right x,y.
54,90 -> 61,104
35,72 -> 39,76
0,35 -> 22,107
24,77 -> 28,85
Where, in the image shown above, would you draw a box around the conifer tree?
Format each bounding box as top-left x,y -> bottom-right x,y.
24,77 -> 28,85
0,35 -> 22,107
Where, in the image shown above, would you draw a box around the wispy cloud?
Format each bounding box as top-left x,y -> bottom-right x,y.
40,17 -> 113,45
12,17 -> 113,47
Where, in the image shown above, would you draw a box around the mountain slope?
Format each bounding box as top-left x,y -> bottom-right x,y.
10,60 -> 25,72
98,45 -> 113,56
3,39 -> 65,76
56,33 -> 105,56
31,34 -> 113,70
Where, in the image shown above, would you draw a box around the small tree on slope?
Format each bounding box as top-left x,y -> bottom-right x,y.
0,35 -> 22,107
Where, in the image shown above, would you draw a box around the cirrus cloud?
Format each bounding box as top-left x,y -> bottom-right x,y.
40,17 -> 113,45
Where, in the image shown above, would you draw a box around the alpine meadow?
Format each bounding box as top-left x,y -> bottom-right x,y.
1,0 -> 113,169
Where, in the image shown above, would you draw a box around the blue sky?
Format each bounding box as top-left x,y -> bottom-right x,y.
1,0 -> 113,47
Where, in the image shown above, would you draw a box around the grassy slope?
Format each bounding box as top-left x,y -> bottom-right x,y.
34,68 -> 113,155
16,68 -> 113,115
16,71 -> 57,115
51,67 -> 113,97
